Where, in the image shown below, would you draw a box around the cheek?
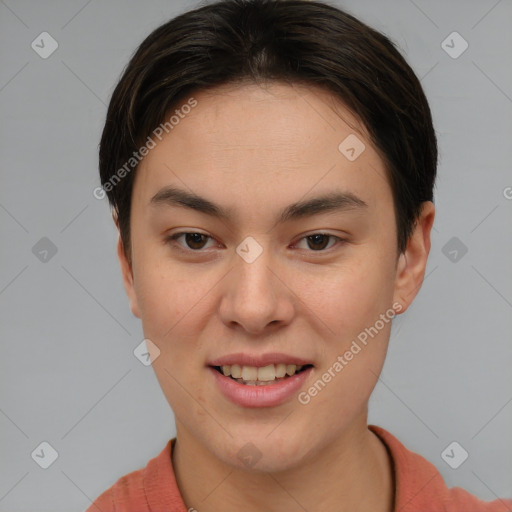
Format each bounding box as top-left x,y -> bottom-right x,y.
132,248 -> 221,355
300,261 -> 395,418
137,276 -> 201,338
132,251 -> 191,334
134,261 -> 213,410
296,256 -> 396,340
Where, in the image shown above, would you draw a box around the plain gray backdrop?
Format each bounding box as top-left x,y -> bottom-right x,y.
1,0 -> 511,510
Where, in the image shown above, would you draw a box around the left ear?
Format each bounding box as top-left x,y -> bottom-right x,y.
392,201 -> 435,313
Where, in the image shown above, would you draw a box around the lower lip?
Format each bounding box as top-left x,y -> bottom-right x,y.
209,366 -> 314,408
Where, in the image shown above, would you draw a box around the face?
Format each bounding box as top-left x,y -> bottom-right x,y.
118,82 -> 433,472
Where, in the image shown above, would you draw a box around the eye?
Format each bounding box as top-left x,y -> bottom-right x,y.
167,232 -> 217,251
294,233 -> 342,251
166,231 -> 344,253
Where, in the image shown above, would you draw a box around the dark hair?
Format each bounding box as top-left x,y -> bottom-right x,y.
99,0 -> 437,262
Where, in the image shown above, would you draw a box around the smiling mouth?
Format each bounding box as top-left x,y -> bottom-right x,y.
212,363 -> 313,386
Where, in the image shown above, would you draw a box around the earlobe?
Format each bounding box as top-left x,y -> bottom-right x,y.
392,201 -> 435,313
117,235 -> 141,318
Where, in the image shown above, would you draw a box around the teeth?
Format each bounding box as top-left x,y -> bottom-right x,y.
257,364 -> 276,381
241,366 -> 258,381
275,363 -> 287,378
286,364 -> 297,376
217,363 -> 305,384
230,364 -> 242,378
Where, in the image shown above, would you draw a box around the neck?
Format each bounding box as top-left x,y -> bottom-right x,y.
172,417 -> 394,512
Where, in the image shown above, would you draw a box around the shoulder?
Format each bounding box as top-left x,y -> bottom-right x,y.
369,425 -> 511,512
86,440 -> 174,512
85,467 -> 148,512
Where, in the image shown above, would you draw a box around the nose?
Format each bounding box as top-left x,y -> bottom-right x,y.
218,242 -> 295,334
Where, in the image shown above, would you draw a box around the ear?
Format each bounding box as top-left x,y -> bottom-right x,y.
392,201 -> 435,314
116,232 -> 141,319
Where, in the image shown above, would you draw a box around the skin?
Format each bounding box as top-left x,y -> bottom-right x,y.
117,82 -> 435,512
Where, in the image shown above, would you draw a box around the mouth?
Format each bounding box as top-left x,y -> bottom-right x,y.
211,363 -> 314,386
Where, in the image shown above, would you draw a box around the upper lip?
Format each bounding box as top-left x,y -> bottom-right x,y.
208,352 -> 313,368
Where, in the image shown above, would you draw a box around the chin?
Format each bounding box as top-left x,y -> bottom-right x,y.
207,424 -> 310,473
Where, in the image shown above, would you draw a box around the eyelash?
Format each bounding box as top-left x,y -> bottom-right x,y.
166,231 -> 345,253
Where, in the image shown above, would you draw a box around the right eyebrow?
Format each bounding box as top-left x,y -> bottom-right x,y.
150,186 -> 234,220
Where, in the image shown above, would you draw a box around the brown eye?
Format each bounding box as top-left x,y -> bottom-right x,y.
167,232 -> 214,251
306,234 -> 331,251
184,233 -> 208,250
294,233 -> 342,252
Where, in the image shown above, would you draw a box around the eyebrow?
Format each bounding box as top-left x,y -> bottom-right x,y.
150,185 -> 368,224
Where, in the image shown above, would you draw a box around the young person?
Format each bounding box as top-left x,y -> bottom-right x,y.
88,1 -> 511,510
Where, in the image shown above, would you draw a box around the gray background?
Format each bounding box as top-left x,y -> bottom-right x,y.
1,0 -> 511,510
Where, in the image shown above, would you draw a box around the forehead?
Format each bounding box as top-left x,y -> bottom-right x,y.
172,81 -> 370,160
134,82 -> 391,216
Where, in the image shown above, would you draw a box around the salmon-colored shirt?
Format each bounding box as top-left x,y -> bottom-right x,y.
87,425 -> 511,511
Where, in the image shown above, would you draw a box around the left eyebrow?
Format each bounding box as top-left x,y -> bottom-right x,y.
149,185 -> 368,223
278,191 -> 368,223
